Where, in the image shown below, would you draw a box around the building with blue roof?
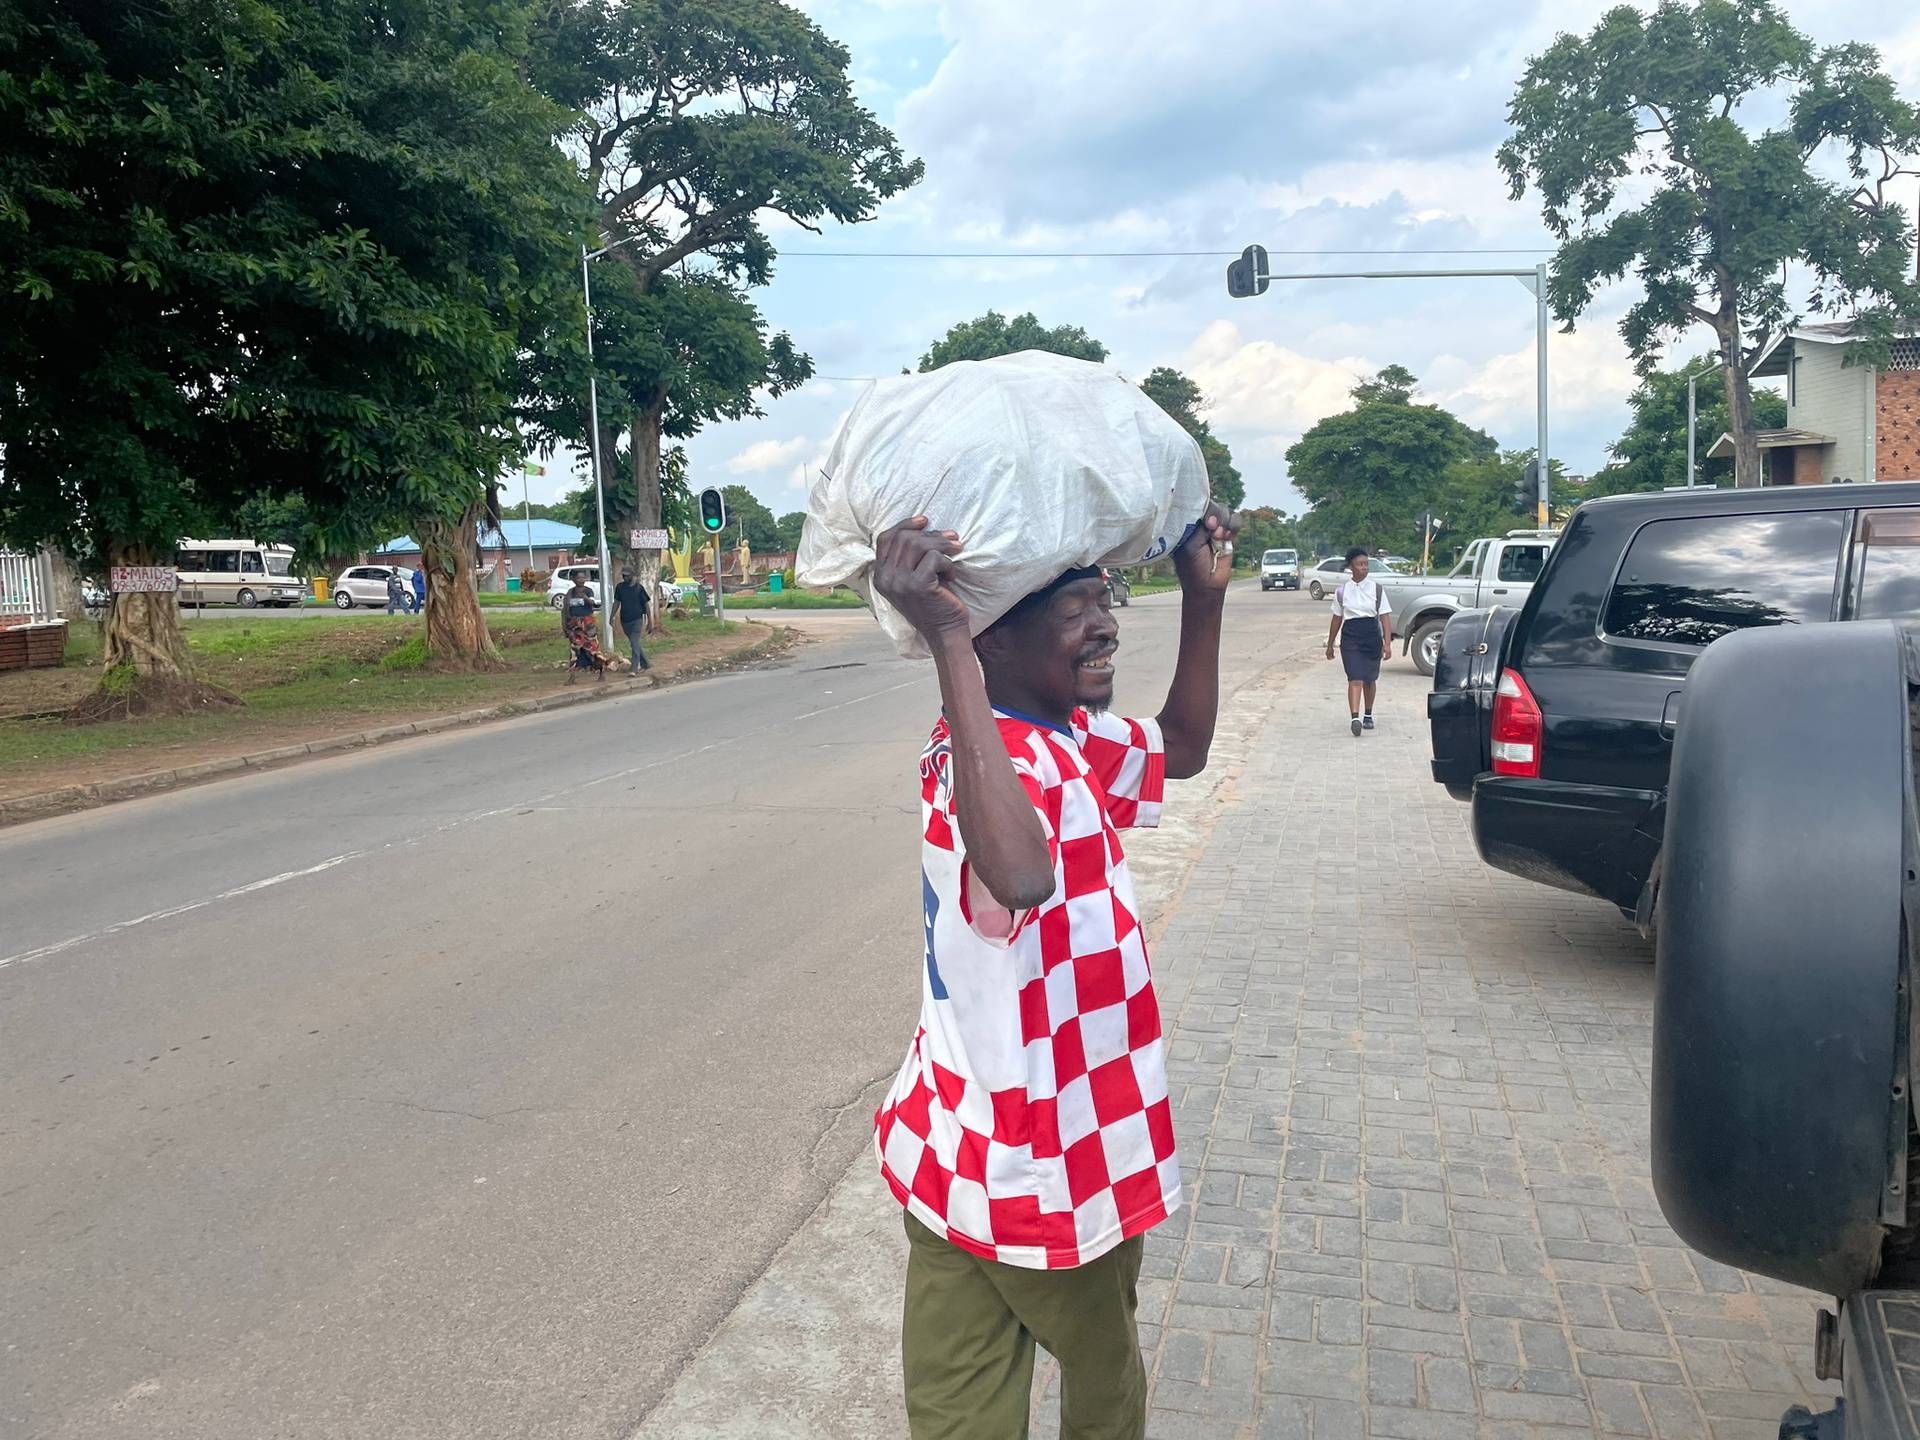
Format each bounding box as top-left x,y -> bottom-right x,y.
373,519 -> 588,589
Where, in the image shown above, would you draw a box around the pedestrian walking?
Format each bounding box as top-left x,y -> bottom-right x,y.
410,563 -> 426,614
385,567 -> 408,616
561,572 -> 606,683
612,566 -> 652,678
1325,546 -> 1393,735
870,502 -> 1239,1440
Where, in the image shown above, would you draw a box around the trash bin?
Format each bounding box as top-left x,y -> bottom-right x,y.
768,572 -> 784,594
312,575 -> 329,603
506,577 -> 520,593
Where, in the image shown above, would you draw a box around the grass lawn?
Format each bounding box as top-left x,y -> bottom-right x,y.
0,613 -> 740,780
719,589 -> 865,610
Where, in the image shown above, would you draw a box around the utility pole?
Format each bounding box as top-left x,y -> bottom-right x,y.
520,461 -> 542,583
1686,355 -> 1725,488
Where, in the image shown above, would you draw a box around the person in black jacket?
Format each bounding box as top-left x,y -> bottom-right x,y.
613,566 -> 651,677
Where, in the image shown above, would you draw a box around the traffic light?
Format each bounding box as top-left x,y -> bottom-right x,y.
1226,244 -> 1270,299
698,486 -> 728,535
1515,461 -> 1538,513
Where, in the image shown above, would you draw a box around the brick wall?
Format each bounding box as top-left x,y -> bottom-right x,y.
1792,444 -> 1828,485
1878,369 -> 1920,480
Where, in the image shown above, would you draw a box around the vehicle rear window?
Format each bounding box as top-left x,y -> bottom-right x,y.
1854,509 -> 1920,620
1603,511 -> 1845,647
1496,544 -> 1548,584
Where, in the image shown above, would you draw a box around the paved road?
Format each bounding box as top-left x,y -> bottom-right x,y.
1,582 -> 1321,1439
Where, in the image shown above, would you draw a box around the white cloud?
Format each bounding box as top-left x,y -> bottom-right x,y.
1428,324 -> 1642,437
725,436 -> 813,474
1180,320 -> 1376,437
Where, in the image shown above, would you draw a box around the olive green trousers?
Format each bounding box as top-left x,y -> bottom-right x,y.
901,1211 -> 1146,1440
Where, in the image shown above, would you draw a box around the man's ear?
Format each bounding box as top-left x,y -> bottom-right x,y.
973,619 -> 1013,670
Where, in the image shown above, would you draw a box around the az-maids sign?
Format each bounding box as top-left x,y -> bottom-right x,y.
110,566 -> 178,593
627,529 -> 670,551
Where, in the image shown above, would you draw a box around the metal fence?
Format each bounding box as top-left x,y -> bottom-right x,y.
0,549 -> 55,623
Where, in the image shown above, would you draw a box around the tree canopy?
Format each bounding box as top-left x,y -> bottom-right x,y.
1285,369 -> 1497,558
1138,367 -> 1245,510
1349,365 -> 1419,407
555,0 -> 919,582
1590,356 -> 1788,495
918,311 -> 1108,371
718,484 -> 780,552
1498,0 -> 1920,486
775,511 -> 807,554
0,0 -> 581,684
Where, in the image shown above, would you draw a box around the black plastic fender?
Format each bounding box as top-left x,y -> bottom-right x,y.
1652,620 -> 1910,1298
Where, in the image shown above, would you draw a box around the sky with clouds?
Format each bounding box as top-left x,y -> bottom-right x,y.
526,0 -> 1920,521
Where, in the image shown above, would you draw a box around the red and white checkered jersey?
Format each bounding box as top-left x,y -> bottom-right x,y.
874,706 -> 1180,1269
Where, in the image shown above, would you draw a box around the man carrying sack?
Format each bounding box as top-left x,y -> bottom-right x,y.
870,502 -> 1238,1440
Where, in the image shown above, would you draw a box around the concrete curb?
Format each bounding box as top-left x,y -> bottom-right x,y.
0,626 -> 792,829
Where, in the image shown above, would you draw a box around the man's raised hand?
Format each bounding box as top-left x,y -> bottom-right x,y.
873,517 -> 970,642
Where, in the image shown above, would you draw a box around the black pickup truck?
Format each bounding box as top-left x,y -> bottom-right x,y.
1428,480 -> 1920,926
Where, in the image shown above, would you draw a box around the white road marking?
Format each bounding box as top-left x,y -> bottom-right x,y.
1,675 -> 926,974
1,854 -> 356,971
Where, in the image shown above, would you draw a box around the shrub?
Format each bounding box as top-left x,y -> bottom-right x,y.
378,633 -> 429,671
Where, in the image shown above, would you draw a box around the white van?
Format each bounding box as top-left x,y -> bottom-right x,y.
174,539 -> 306,608
1260,548 -> 1301,592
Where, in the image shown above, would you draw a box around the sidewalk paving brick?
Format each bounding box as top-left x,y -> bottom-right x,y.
1045,659 -> 1838,1440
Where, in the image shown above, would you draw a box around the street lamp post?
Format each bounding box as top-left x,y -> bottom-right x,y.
1686,355 -> 1726,489
579,242 -> 621,653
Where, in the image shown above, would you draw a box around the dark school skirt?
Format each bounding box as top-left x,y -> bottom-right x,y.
1340,616 -> 1383,682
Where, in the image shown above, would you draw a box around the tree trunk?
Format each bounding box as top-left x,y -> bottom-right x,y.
42,547 -> 86,622
1706,289 -> 1765,489
101,540 -> 190,679
419,506 -> 502,670
1721,351 -> 1764,489
625,393 -> 668,635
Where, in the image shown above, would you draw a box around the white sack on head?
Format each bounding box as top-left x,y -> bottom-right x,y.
796,350 -> 1210,657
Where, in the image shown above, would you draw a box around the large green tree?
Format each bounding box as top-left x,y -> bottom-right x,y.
719,484 -> 780,552
524,262 -> 809,629
1432,452 -> 1577,566
1499,0 -> 1920,488
918,311 -> 1108,371
552,0 -> 919,601
774,511 -> 807,553
1591,356 -> 1789,495
1285,369 -> 1496,558
565,444 -> 691,556
1139,366 -> 1245,510
0,0 -> 580,695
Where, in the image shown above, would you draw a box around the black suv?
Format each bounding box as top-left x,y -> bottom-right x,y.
1429,481 -> 1920,925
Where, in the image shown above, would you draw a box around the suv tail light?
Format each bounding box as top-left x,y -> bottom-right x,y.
1491,669 -> 1543,778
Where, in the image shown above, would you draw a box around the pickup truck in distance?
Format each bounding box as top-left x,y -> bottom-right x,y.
1380,531 -> 1556,676
1428,481 -> 1920,928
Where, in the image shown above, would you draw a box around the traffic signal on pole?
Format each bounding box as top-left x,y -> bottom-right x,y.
698,486 -> 728,535
1226,244 -> 1270,299
1515,461 -> 1538,512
